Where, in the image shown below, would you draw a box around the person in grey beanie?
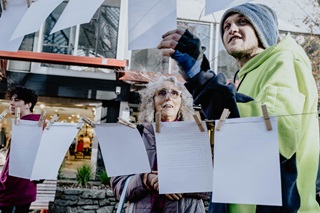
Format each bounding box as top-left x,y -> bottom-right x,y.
158,2 -> 320,213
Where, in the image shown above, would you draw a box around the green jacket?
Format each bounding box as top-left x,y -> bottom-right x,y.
234,35 -> 320,213
184,34 -> 320,213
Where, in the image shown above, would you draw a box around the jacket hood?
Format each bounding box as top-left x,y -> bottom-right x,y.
238,35 -> 311,79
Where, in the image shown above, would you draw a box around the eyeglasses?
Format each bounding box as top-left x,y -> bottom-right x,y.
155,89 -> 182,99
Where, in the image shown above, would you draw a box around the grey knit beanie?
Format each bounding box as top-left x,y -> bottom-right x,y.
220,3 -> 279,48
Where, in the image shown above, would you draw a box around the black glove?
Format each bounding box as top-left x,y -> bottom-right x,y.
172,30 -> 210,80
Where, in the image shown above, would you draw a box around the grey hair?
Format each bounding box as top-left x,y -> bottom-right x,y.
138,76 -> 194,123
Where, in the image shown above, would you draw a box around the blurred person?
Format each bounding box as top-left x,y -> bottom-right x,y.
111,76 -> 209,212
158,3 -> 320,213
0,85 -> 40,213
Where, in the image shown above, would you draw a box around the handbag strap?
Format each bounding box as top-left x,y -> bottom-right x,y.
128,202 -> 134,213
116,176 -> 133,213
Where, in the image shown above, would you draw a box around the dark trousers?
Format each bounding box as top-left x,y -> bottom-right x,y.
0,203 -> 31,213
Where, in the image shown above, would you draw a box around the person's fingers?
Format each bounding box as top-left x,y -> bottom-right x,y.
151,175 -> 158,190
176,193 -> 183,199
161,29 -> 185,38
165,193 -> 182,200
162,32 -> 183,42
165,194 -> 175,200
157,39 -> 179,50
161,49 -> 175,57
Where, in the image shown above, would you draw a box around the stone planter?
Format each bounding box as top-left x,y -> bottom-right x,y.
49,187 -> 117,213
49,186 -> 210,212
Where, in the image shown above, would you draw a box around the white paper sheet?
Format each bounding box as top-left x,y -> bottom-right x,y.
154,121 -> 213,194
11,0 -> 64,40
205,0 -> 251,15
95,124 -> 150,177
31,123 -> 79,180
0,0 -> 28,51
50,0 -> 104,34
9,120 -> 43,179
212,116 -> 282,206
128,0 -> 177,50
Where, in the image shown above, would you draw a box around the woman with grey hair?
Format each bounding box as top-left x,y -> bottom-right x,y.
138,76 -> 194,123
111,76 -> 209,212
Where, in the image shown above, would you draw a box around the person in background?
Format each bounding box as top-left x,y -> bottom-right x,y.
0,85 -> 40,213
111,76 -> 209,212
158,3 -> 320,213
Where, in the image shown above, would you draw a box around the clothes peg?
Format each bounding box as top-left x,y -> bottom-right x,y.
15,107 -> 20,125
38,110 -> 46,127
26,0 -> 30,7
118,117 -> 136,129
46,114 -> 59,130
215,108 -> 230,131
76,116 -> 85,129
2,0 -> 6,11
155,111 -> 161,133
81,116 -> 96,128
261,104 -> 272,130
193,111 -> 205,132
0,110 -> 7,122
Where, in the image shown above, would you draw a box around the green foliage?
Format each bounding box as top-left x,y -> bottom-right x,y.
97,170 -> 111,185
76,164 -> 92,187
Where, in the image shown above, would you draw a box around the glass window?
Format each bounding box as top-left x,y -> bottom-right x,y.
130,21 -> 212,74
77,6 -> 120,58
42,2 -> 72,55
40,3 -> 120,70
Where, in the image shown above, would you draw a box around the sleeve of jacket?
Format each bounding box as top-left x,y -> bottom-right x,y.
110,174 -> 149,202
185,70 -> 253,120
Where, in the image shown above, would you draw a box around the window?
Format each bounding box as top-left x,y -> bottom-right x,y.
42,2 -> 71,55
129,20 -> 213,74
39,3 -> 120,70
78,6 -> 120,58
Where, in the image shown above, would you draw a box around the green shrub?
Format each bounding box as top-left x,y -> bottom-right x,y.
97,170 -> 110,185
76,164 -> 91,187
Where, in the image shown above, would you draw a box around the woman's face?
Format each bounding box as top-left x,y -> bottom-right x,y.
154,81 -> 182,122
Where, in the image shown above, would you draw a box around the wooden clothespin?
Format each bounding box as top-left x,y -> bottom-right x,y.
155,111 -> 161,133
0,110 -> 7,122
77,116 -> 95,129
76,116 -> 85,129
15,107 -> 20,125
216,108 -> 230,131
261,104 -> 272,131
2,0 -> 6,11
46,114 -> 59,130
81,116 -> 96,128
26,0 -> 30,8
38,110 -> 46,127
193,111 -> 205,132
118,117 -> 136,129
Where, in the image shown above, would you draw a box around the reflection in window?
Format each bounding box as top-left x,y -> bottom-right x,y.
130,21 -> 212,74
78,6 -> 120,58
42,2 -> 71,55
40,3 -> 120,70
